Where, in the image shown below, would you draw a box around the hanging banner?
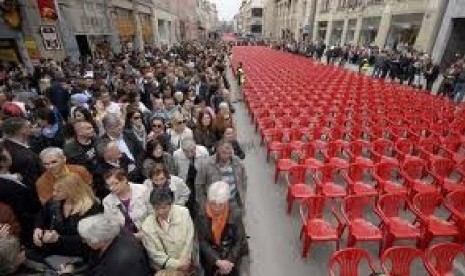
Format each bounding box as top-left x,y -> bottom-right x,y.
37,0 -> 58,21
24,38 -> 41,64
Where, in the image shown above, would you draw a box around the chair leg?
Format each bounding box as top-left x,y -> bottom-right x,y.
274,168 -> 280,184
302,236 -> 312,258
286,190 -> 294,214
347,234 -> 355,248
418,232 -> 432,249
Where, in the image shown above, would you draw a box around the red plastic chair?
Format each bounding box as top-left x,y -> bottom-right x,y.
376,194 -> 421,252
348,139 -> 374,166
328,248 -> 378,276
430,157 -> 465,194
286,164 -> 315,214
318,162 -> 348,198
327,140 -> 352,165
424,242 -> 465,276
402,156 -> 440,199
371,138 -> 398,164
444,190 -> 465,238
273,143 -> 294,184
374,161 -> 409,196
300,140 -> 328,164
381,246 -> 427,276
341,195 -> 382,253
299,196 -> 343,258
394,138 -> 415,162
343,162 -> 378,197
411,191 -> 460,249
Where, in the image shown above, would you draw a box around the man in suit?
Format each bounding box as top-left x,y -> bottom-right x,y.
100,113 -> 144,164
94,139 -> 141,199
2,117 -> 43,190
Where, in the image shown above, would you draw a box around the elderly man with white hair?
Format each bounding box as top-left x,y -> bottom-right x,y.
197,181 -> 247,276
78,214 -> 151,275
36,147 -> 93,205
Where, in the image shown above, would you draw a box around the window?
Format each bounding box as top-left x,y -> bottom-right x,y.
321,0 -> 331,12
250,24 -> 262,33
251,8 -> 263,17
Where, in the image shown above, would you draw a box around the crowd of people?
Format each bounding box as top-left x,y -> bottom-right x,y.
259,39 -> 465,101
0,41 -> 249,275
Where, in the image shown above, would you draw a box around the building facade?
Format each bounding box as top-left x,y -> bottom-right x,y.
234,0 -> 265,37
260,0 -> 450,55
312,0 -> 447,53
0,0 -> 67,71
432,0 -> 465,67
263,0 -> 317,40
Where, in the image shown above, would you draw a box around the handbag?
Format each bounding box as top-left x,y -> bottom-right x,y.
157,234 -> 197,276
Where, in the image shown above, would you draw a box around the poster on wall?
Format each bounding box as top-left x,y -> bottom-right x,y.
40,25 -> 62,50
36,0 -> 58,21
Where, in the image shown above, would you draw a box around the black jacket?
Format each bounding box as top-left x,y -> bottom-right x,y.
63,139 -> 98,174
101,130 -> 144,164
0,176 -> 40,246
3,139 -> 43,189
197,204 -> 246,276
87,230 -> 151,276
34,200 -> 102,259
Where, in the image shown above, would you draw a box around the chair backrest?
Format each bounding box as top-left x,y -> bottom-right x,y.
348,162 -> 374,182
377,194 -> 407,219
373,138 -> 393,155
412,191 -> 442,218
424,242 -> 465,275
288,164 -> 307,185
445,190 -> 465,218
375,161 -> 399,181
301,195 -> 326,220
381,246 -> 425,276
431,157 -> 455,177
402,157 -> 426,179
350,139 -> 372,156
395,138 -> 413,154
328,140 -> 350,157
328,248 -> 377,276
342,195 -> 373,221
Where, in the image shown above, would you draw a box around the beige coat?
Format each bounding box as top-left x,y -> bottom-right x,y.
141,205 -> 194,270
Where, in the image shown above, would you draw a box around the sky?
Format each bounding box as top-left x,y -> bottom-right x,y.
212,0 -> 241,21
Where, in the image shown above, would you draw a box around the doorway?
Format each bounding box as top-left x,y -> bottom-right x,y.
75,35 -> 91,59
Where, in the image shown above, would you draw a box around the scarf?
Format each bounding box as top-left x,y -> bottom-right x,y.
206,202 -> 229,246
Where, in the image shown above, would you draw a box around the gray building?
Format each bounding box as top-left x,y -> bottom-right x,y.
432,0 -> 465,67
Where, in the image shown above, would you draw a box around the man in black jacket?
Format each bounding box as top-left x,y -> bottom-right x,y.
78,214 -> 151,276
100,113 -> 144,164
64,121 -> 98,174
2,117 -> 43,190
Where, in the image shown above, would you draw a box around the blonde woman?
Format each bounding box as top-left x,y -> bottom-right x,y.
32,173 -> 102,260
167,112 -> 193,150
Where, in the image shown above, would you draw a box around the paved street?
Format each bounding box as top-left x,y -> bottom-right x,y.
226,64 -> 333,276
226,56 -> 444,276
